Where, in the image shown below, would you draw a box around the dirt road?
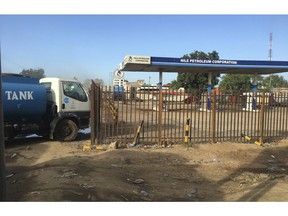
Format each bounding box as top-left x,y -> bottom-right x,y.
4,135 -> 288,201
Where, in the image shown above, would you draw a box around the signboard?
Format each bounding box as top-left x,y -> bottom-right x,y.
151,57 -> 288,67
114,69 -> 124,79
124,55 -> 151,65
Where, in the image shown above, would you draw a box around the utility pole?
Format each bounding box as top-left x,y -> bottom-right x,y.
269,33 -> 273,88
0,44 -> 7,201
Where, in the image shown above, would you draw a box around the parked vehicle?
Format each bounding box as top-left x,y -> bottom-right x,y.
2,73 -> 90,141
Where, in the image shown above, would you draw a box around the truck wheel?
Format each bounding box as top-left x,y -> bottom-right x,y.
54,119 -> 78,141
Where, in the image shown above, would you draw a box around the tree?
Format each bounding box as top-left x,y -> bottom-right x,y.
219,74 -> 255,94
260,74 -> 288,90
171,50 -> 220,93
20,68 -> 45,78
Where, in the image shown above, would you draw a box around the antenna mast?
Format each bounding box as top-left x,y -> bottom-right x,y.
269,32 -> 273,61
268,33 -> 273,88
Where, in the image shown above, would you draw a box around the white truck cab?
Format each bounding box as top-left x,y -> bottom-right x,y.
40,77 -> 90,141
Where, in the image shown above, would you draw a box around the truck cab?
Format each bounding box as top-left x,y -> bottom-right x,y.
40,77 -> 90,141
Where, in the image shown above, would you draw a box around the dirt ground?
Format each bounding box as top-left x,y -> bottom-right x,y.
3,132 -> 288,202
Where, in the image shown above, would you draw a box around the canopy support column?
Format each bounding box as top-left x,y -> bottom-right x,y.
252,74 -> 258,110
207,72 -> 212,110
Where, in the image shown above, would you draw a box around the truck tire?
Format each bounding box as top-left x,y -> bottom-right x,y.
54,119 -> 78,141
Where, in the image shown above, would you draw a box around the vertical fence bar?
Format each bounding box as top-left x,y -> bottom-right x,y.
212,91 -> 216,143
216,91 -> 222,142
283,92 -> 288,138
222,93 -> 226,141
150,89 -> 154,143
193,91 -> 197,143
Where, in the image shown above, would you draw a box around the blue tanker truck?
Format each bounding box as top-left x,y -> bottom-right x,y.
1,73 -> 90,141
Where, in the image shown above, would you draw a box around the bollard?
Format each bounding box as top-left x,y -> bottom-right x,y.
184,118 -> 190,146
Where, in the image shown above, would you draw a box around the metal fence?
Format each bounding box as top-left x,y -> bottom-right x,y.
90,83 -> 288,146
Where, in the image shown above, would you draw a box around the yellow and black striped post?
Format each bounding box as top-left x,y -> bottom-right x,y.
184,118 -> 190,146
132,120 -> 144,146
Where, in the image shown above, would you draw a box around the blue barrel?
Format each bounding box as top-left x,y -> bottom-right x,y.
2,75 -> 47,124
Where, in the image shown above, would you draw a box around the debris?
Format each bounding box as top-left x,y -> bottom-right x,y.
108,141 -> 118,149
133,179 -> 144,184
87,194 -> 97,201
10,153 -> 17,159
190,187 -> 198,194
267,159 -> 277,164
71,191 -> 84,196
268,165 -> 286,172
10,179 -> 17,184
271,155 -> 275,158
140,197 -> 152,201
6,173 -> 15,178
120,194 -> 129,201
212,159 -> 220,163
140,190 -> 149,197
58,170 -> 78,178
187,188 -> 198,198
80,183 -> 94,189
30,191 -> 41,195
127,143 -> 142,148
110,164 -> 122,168
96,146 -> 107,150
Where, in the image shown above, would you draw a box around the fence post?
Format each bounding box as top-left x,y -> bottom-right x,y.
90,80 -> 96,146
212,91 -> 216,143
259,92 -> 265,145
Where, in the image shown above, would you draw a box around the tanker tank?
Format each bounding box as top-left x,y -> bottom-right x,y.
1,74 -> 47,124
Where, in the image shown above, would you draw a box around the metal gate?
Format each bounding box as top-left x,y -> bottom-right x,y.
90,82 -> 288,146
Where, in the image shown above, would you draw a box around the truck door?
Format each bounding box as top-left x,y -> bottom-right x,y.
60,81 -> 90,113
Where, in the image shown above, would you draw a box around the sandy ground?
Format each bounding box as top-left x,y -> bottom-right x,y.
3,133 -> 288,202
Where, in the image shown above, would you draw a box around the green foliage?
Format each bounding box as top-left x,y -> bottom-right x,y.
260,75 -> 288,90
171,50 -> 220,93
219,74 -> 254,93
219,74 -> 288,93
20,68 -> 45,78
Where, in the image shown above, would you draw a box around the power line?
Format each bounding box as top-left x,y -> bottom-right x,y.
1,55 -> 25,70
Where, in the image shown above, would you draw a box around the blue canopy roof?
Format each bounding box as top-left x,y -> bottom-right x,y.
119,55 -> 288,75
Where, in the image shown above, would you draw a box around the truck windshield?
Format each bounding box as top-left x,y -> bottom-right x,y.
62,81 -> 88,102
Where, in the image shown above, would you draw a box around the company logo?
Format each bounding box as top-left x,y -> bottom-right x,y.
64,97 -> 69,103
114,70 -> 124,79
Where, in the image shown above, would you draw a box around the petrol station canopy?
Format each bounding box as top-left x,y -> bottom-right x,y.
117,55 -> 288,75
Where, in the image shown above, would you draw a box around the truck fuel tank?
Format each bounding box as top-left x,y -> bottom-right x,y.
1,74 -> 47,124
